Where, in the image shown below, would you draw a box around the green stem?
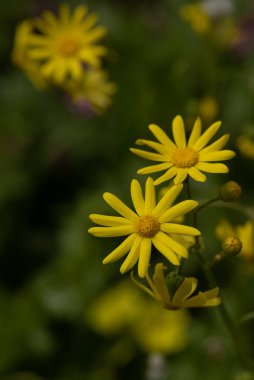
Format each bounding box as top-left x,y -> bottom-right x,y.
196,196 -> 220,213
186,179 -> 253,370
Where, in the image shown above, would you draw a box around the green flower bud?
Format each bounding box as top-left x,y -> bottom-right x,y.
222,236 -> 242,257
219,181 -> 242,202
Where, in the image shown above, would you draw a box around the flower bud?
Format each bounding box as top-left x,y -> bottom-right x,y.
219,181 -> 242,202
222,236 -> 242,257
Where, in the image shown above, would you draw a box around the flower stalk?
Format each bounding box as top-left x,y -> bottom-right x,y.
186,178 -> 254,371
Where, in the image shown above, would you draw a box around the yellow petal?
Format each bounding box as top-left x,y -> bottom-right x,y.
192,121 -> 221,151
82,26 -> 106,43
131,179 -> 145,216
144,177 -> 156,213
138,238 -> 152,278
103,192 -> 138,221
172,277 -> 198,306
181,292 -> 207,308
148,124 -> 177,150
89,214 -> 132,226
120,236 -> 142,273
200,134 -> 230,153
174,169 -> 188,184
187,117 -> 202,148
68,59 -> 82,80
88,225 -> 135,237
103,234 -> 137,264
72,5 -> 88,24
130,148 -> 167,162
135,139 -> 168,155
158,232 -> 188,258
82,13 -> 99,31
199,150 -> 236,162
59,3 -> 70,24
131,272 -> 156,299
159,200 -> 199,223
137,162 -> 173,175
160,223 -> 200,236
172,115 -> 186,148
153,263 -> 171,304
152,233 -> 180,266
188,167 -> 206,182
152,184 -> 183,218
196,162 -> 228,173
154,167 -> 177,186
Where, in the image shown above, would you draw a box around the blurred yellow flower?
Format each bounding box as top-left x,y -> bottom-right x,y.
87,280 -> 189,354
132,263 -> 221,309
88,178 -> 200,277
180,3 -> 211,35
236,135 -> 254,159
28,4 -> 107,84
131,115 -> 235,185
65,68 -> 116,114
199,96 -> 219,122
12,20 -> 47,90
216,219 -> 254,265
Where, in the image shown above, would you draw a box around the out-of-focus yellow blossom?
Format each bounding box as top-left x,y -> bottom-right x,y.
28,4 -> 107,84
86,280 -> 143,335
180,4 -> 211,35
65,68 -> 116,114
213,18 -> 239,47
12,20 -> 47,90
216,219 -> 254,265
199,96 -> 219,122
132,263 -> 221,309
131,115 -> 235,185
236,135 -> 254,159
88,178 -> 200,277
133,304 -> 189,353
87,280 -> 189,354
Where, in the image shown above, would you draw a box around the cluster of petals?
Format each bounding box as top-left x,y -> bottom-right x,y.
88,177 -> 200,278
132,263 -> 221,309
131,115 -> 235,185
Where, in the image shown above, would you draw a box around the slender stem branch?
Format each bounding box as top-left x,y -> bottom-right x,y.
196,197 -> 220,213
186,179 -> 254,370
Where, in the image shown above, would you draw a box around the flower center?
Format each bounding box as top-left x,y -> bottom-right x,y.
59,37 -> 79,56
136,215 -> 160,238
172,148 -> 199,168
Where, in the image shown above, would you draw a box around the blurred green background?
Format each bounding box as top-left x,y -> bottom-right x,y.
1,0 -> 254,379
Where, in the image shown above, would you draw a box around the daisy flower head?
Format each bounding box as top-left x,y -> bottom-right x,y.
88,177 -> 200,278
65,68 -> 116,115
28,4 -> 107,84
132,263 -> 221,309
131,115 -> 236,185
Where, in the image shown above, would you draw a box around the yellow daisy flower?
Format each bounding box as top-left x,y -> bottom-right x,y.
65,68 -> 116,114
28,4 -> 107,84
132,263 -> 221,309
180,3 -> 211,35
88,178 -> 200,278
12,20 -> 47,90
131,115 -> 235,185
236,135 -> 254,159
